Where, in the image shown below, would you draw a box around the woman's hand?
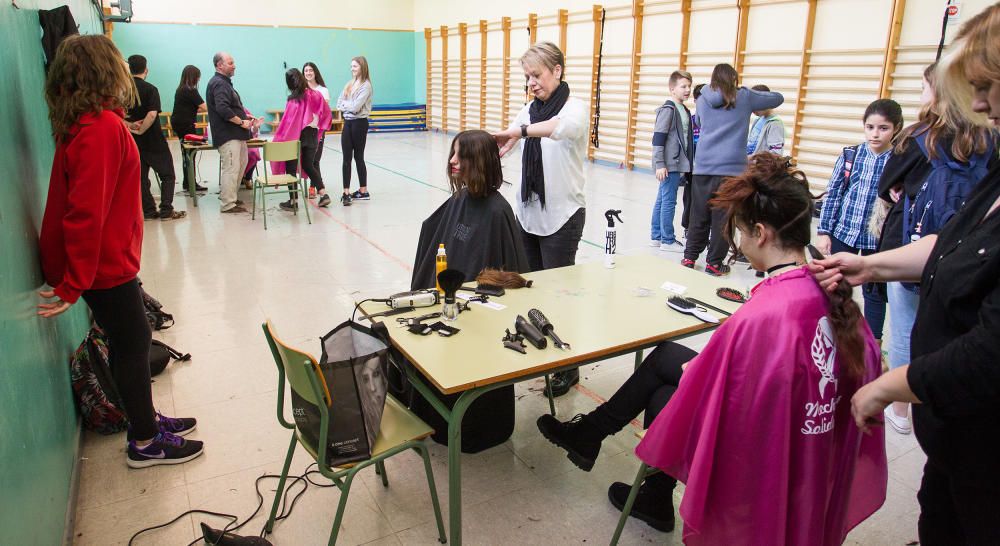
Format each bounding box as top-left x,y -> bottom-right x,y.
808,252 -> 872,293
494,129 -> 520,158
851,381 -> 889,435
655,168 -> 667,182
815,234 -> 832,256
38,290 -> 72,318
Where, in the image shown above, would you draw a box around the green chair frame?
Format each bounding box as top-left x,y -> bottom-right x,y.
261,321 -> 446,546
253,140 -> 311,230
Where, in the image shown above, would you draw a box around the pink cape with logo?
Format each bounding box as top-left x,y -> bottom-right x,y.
270,88 -> 332,175
635,267 -> 887,546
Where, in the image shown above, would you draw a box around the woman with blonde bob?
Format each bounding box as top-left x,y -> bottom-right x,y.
38,35 -> 203,468
493,41 -> 589,396
812,4 -> 1000,542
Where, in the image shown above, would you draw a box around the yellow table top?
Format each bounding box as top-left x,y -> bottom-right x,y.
363,255 -> 743,394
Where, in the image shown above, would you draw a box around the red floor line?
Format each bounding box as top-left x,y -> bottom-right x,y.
307,200 -> 413,272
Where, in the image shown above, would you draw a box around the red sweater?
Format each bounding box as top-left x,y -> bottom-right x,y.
39,109 -> 143,304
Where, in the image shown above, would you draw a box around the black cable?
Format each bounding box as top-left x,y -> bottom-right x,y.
936,0 -> 954,61
590,8 -> 607,150
126,462 -> 330,546
352,297 -> 378,322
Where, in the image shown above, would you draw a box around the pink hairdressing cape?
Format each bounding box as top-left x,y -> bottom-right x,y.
636,267 -> 887,546
270,88 -> 331,175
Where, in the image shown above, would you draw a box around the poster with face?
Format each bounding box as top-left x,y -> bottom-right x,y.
354,354 -> 387,443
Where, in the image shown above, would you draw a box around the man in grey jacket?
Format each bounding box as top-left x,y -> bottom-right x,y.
650,70 -> 694,251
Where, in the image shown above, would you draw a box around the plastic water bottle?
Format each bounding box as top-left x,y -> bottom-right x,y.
435,244 -> 447,294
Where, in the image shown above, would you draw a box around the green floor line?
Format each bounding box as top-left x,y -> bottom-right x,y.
325,143 -> 605,250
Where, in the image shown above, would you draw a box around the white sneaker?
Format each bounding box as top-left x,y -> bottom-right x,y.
649,239 -> 661,247
883,406 -> 912,434
660,241 -> 684,252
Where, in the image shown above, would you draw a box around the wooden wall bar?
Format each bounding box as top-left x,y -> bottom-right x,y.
423,0 -> 957,190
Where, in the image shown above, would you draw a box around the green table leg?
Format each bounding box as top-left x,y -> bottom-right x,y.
634,349 -> 644,371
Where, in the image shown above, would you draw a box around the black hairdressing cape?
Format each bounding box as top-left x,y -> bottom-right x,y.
411,190 -> 529,290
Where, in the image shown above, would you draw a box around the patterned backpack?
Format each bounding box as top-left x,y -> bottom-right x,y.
69,327 -> 129,434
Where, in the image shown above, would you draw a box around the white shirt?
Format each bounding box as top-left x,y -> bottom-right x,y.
510,96 -> 588,236
308,85 -> 330,129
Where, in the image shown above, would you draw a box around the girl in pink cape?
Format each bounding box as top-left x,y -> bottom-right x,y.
271,68 -> 332,210
538,153 -> 887,544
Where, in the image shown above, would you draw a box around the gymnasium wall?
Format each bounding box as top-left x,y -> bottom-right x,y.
128,0 -> 414,31
112,23 -> 422,119
0,1 -> 104,544
419,0 -> 994,190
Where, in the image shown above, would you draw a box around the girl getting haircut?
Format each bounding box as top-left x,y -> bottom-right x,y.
447,130 -> 504,198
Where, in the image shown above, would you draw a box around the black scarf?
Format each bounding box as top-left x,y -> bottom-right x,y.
521,81 -> 571,208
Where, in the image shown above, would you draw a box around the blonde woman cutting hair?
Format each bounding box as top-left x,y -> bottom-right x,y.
493,41 -> 589,397
336,56 -> 373,205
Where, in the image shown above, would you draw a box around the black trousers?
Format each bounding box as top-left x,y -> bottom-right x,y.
314,132 -> 326,186
81,279 -> 158,441
917,460 -> 1000,545
521,208 -> 586,272
285,127 -> 325,194
342,118 -> 369,190
680,175 -> 692,230
590,341 -> 698,491
683,174 -> 729,266
139,145 -> 177,216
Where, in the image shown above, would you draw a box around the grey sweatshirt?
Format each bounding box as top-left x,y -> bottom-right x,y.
336,80 -> 372,120
693,86 -> 784,176
651,99 -> 694,173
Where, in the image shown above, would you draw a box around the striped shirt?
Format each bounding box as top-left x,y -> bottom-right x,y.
818,142 -> 892,250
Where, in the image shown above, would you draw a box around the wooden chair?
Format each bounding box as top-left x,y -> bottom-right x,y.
262,321 -> 447,545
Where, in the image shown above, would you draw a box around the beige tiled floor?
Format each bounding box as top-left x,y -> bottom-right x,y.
71,131 -> 924,545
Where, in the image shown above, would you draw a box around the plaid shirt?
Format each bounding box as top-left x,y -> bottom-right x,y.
818,143 -> 892,250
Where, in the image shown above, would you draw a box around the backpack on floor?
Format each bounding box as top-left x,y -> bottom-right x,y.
69,327 -> 129,434
149,339 -> 191,377
139,281 -> 174,330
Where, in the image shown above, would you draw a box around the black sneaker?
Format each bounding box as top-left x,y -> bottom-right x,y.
157,412 -> 196,437
279,200 -> 298,211
195,183 -> 209,193
536,413 -> 602,471
144,212 -> 159,220
159,210 -> 187,221
127,431 -> 204,468
608,480 -> 676,532
351,190 -> 371,200
341,193 -> 352,207
317,194 -> 332,207
705,263 -> 731,277
545,369 -> 580,397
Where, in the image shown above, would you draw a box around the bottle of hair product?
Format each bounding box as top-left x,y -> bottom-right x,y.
435,244 -> 448,294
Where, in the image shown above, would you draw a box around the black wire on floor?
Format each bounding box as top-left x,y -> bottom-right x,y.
127,462 -> 337,546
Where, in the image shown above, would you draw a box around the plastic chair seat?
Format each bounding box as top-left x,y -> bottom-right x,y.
294,395 -> 434,469
258,173 -> 298,186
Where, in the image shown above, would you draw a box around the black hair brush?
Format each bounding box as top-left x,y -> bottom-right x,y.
437,268 -> 466,320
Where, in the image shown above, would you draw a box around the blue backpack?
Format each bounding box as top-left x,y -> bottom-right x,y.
902,131 -> 993,245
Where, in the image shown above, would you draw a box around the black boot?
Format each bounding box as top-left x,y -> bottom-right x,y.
536,413 -> 605,471
607,472 -> 676,532
545,368 -> 580,397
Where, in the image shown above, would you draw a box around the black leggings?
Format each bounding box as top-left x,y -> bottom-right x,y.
342,118 -> 369,190
918,459 -> 1000,544
82,279 -> 157,441
285,127 -> 324,195
589,341 -> 698,492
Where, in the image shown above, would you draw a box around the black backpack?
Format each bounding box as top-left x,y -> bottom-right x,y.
139,281 -> 174,330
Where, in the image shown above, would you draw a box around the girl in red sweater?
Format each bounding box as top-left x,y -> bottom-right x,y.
38,35 -> 203,468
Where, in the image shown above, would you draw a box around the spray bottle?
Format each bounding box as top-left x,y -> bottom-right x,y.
604,209 -> 623,269
435,244 -> 448,294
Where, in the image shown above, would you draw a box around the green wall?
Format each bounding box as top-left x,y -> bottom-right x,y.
113,23 -> 424,120
0,1 -> 102,543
